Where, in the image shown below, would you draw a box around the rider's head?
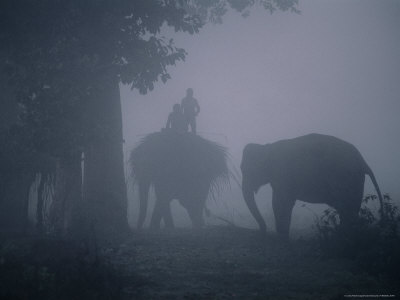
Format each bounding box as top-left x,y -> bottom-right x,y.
186,88 -> 193,97
173,103 -> 181,113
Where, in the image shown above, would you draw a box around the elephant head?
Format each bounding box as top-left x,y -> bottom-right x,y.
240,143 -> 271,233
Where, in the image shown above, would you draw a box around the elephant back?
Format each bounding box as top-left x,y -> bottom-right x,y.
129,131 -> 230,196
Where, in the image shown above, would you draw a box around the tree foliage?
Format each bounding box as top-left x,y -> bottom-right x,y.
315,194 -> 400,280
0,0 -> 298,235
1,0 -> 298,158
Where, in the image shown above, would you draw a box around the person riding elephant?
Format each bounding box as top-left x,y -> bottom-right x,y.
181,88 -> 200,134
165,103 -> 188,133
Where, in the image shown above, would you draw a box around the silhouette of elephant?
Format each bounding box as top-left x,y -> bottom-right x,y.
240,133 -> 383,238
130,131 -> 229,229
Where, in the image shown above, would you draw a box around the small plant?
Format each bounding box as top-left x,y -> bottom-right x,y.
315,194 -> 400,281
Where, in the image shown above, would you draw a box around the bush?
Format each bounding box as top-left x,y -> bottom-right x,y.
315,194 -> 400,280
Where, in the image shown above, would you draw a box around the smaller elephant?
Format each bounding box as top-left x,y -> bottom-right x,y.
240,133 -> 383,238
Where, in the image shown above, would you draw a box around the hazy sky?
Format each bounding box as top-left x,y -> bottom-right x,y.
121,0 -> 400,228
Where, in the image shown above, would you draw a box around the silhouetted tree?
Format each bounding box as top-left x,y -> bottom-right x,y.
0,0 -> 298,238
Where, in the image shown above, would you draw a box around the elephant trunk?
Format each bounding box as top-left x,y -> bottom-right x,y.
137,180 -> 150,229
242,180 -> 267,233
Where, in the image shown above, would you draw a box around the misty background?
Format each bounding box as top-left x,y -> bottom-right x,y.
122,0 -> 400,232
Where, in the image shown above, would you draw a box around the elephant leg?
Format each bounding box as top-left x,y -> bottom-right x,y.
339,198 -> 363,228
335,177 -> 364,228
242,186 -> 267,233
162,203 -> 175,229
182,184 -> 208,229
150,199 -> 163,229
272,190 -> 295,239
137,180 -> 150,230
150,186 -> 169,229
337,203 -> 361,228
189,210 -> 204,228
186,202 -> 204,228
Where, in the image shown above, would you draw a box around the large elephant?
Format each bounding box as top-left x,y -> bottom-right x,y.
130,131 -> 229,229
240,133 -> 383,237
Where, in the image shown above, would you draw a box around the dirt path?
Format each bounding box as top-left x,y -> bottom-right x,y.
109,227 -> 397,299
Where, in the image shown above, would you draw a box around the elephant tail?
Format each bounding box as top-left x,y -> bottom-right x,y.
365,165 -> 384,220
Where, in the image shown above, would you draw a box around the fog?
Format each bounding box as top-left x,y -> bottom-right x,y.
122,0 -> 400,232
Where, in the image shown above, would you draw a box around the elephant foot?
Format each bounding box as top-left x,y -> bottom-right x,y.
257,227 -> 267,236
191,223 -> 205,231
164,226 -> 175,231
191,225 -> 206,233
277,233 -> 290,244
162,226 -> 176,234
149,223 -> 161,231
259,223 -> 267,234
164,221 -> 175,230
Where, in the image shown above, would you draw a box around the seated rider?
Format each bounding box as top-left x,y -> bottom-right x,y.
181,88 -> 200,134
166,103 -> 188,133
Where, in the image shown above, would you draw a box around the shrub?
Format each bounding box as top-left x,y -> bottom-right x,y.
315,194 -> 400,280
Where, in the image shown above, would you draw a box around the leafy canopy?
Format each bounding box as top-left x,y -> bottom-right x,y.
0,0 -> 298,159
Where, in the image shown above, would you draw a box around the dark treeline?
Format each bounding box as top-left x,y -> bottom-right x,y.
0,0 -> 297,240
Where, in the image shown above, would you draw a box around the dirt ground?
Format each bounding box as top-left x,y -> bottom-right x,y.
107,226 -> 399,299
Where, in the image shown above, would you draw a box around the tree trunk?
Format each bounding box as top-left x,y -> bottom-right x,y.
36,172 -> 46,234
0,169 -> 34,235
82,76 -> 129,240
48,154 -> 82,235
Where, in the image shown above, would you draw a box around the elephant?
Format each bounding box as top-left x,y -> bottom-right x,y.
240,133 -> 383,238
130,131 -> 229,229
